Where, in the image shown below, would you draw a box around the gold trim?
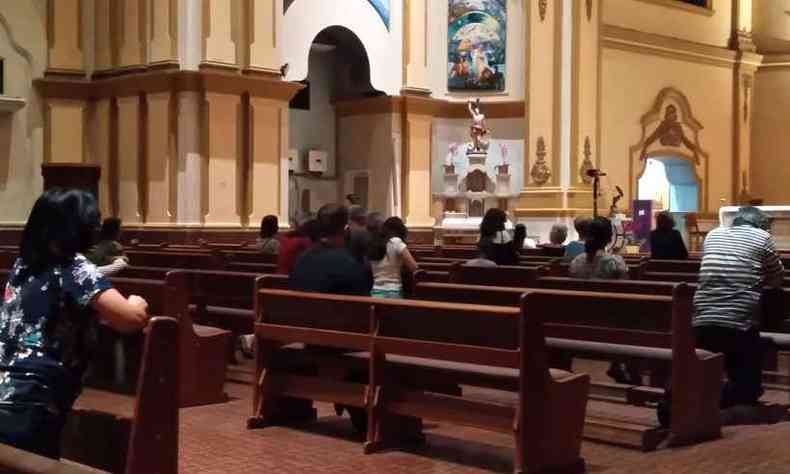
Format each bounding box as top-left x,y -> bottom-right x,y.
514,208 -> 594,218
602,24 -> 738,69
633,0 -> 714,16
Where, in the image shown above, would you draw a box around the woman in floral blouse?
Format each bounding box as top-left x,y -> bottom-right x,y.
0,189 -> 150,458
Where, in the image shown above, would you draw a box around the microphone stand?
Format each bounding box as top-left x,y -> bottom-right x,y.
593,174 -> 600,218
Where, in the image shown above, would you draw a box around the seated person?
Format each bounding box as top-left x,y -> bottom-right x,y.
569,217 -> 628,280
650,212 -> 688,260
256,215 -> 280,255
478,208 -> 519,266
290,204 -> 373,296
276,217 -> 319,275
87,217 -> 129,276
0,189 -> 149,459
564,216 -> 591,261
540,224 -> 568,257
569,216 -> 634,383
369,217 -> 418,299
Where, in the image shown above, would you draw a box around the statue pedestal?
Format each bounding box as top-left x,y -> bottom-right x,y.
443,173 -> 458,194
496,172 -> 511,195
467,151 -> 487,167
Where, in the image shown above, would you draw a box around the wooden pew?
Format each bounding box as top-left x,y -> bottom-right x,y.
224,262 -> 278,274
61,317 -> 179,474
250,287 -> 589,473
164,271 -> 231,407
124,250 -> 223,270
0,443 -> 109,473
448,263 -> 542,287
414,282 -> 724,450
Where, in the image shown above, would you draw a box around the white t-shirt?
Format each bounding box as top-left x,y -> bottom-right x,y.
371,237 -> 407,291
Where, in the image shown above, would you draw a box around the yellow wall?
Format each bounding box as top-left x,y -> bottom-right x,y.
0,0 -> 46,224
602,0 -> 731,48
600,47 -> 735,212
751,67 -> 790,204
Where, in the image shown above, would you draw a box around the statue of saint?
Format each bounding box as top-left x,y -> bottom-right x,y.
640,105 -> 700,163
467,98 -> 489,153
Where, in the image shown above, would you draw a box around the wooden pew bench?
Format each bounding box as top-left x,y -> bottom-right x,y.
61,317 -> 179,474
249,286 -> 590,473
414,281 -> 724,450
447,263 -> 542,287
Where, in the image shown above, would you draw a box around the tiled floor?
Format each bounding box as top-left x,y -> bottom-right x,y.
174,359 -> 790,473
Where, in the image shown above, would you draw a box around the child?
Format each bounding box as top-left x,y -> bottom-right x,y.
368,217 -> 418,298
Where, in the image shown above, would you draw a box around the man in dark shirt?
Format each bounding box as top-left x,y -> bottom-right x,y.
290,204 -> 372,296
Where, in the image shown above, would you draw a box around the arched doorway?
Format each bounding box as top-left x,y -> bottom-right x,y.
637,156 -> 700,213
287,25 -> 382,223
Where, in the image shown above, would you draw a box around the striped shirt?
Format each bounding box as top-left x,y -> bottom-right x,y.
693,225 -> 784,331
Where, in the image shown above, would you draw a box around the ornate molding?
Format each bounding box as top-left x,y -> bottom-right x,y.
586,0 -> 593,21
580,137 -> 594,184
538,0 -> 547,22
530,137 -> 551,185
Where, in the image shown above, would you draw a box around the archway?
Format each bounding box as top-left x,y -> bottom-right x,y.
637,156 -> 700,213
287,25 -> 382,223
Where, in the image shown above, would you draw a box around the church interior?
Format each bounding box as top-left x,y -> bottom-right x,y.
1,0 -> 790,473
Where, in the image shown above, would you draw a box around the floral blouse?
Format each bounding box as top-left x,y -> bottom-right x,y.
0,254 -> 111,412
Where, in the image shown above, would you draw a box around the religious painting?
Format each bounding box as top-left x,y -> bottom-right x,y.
448,0 -> 507,91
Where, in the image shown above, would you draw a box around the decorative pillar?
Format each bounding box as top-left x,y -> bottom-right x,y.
47,0 -> 84,74
249,97 -> 287,224
246,0 -> 280,76
176,91 -> 204,224
92,98 -> 114,217
521,0 -> 563,208
116,95 -> 143,224
402,98 -> 434,228
204,92 -> 242,226
567,0 -> 600,208
117,0 -> 146,69
45,99 -> 87,163
401,0 -> 431,95
202,0 -> 239,68
146,92 -> 177,224
94,0 -> 113,72
150,0 -> 179,66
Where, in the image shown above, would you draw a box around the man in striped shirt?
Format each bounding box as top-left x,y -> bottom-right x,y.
693,207 -> 784,408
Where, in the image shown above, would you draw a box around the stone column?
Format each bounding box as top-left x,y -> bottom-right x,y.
249,97 -> 288,224
402,98 -> 434,228
567,0 -> 599,209
48,0 -> 84,74
117,0 -> 146,69
401,0 -> 431,96
246,0 -> 280,76
150,0 -> 179,66
203,0 -> 239,68
176,91 -> 204,225
204,92 -> 242,226
94,0 -> 113,72
116,95 -> 143,224
521,0 -> 563,209
146,92 -> 177,224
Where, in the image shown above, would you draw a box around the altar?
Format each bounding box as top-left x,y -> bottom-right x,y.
719,206 -> 790,250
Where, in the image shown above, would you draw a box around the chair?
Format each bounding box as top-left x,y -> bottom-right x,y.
685,213 -> 708,251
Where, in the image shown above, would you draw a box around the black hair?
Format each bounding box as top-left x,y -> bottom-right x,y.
368,216 -> 408,262
317,204 -> 349,239
366,212 -> 384,234
573,216 -> 592,240
513,223 -> 526,248
733,206 -> 770,231
348,205 -> 367,226
260,215 -> 279,239
480,208 -> 507,239
20,188 -> 100,274
584,216 -> 613,263
655,212 -> 675,232
99,217 -> 122,241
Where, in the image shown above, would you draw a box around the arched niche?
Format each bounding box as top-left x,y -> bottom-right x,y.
628,88 -> 710,212
281,0 -> 401,95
